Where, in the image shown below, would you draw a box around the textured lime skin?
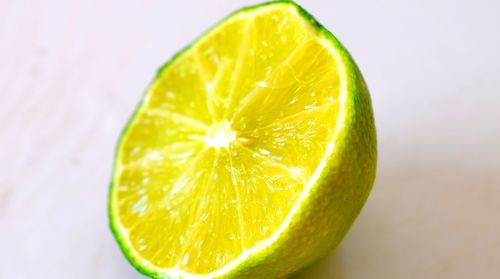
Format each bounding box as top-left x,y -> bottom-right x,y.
109,1 -> 377,278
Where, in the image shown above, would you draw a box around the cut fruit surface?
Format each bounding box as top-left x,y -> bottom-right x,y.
110,1 -> 376,278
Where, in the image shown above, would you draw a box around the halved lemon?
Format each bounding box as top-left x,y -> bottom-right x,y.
109,1 -> 376,278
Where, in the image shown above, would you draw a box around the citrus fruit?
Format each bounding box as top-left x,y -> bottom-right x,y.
109,1 -> 377,278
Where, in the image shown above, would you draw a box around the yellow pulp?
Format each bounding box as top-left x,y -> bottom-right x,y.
113,5 -> 340,275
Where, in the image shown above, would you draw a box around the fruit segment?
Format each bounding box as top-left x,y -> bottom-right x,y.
112,3 -> 342,275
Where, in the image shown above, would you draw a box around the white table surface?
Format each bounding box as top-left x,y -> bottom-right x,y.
1,0 -> 500,278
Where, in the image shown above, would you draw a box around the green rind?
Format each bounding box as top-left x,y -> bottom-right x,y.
109,1 -> 377,278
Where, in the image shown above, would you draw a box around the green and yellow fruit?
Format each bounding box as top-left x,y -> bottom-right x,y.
109,1 -> 376,278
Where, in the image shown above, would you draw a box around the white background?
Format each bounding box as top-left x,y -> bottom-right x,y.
1,0 -> 499,278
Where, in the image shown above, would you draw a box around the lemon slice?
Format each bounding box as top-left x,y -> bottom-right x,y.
109,1 -> 376,278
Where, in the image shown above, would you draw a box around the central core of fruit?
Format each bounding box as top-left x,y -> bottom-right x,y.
205,122 -> 236,148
